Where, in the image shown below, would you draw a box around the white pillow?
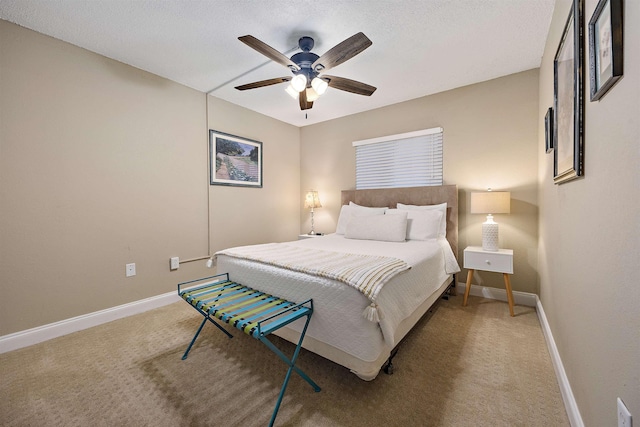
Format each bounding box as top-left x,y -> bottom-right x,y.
386,209 -> 443,240
335,203 -> 387,235
397,202 -> 447,238
345,211 -> 408,242
349,202 -> 388,212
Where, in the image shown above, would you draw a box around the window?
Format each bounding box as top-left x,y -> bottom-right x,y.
353,127 -> 443,189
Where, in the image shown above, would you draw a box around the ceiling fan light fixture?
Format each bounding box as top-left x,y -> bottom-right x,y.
306,87 -> 320,102
311,77 -> 328,95
285,84 -> 299,99
291,74 -> 307,92
236,33 -> 376,111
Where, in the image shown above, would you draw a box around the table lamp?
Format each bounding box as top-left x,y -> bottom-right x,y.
470,189 -> 510,251
304,190 -> 322,235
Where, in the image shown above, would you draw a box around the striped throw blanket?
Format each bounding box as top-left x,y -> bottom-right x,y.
215,243 -> 411,322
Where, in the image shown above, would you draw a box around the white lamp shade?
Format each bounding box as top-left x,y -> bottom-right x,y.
311,77 -> 328,95
304,190 -> 322,209
470,191 -> 511,214
306,87 -> 320,102
291,74 -> 307,92
285,84 -> 299,99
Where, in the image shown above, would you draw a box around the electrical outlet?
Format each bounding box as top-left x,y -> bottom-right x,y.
125,263 -> 136,277
618,398 -> 632,427
170,257 -> 179,270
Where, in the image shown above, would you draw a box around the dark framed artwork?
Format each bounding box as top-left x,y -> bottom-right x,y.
545,107 -> 554,153
553,0 -> 584,184
589,0 -> 624,101
209,130 -> 263,188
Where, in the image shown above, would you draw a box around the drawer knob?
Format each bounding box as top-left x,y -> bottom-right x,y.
485,260 -> 491,264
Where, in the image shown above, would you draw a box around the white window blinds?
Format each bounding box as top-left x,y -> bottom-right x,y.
353,127 -> 443,189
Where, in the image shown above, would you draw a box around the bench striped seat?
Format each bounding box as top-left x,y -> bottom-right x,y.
178,273 -> 320,427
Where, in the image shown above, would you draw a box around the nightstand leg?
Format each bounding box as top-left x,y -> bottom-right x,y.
463,269 -> 474,306
503,273 -> 515,317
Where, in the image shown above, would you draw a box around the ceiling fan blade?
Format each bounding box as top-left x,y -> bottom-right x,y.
312,32 -> 372,72
235,77 -> 292,91
238,35 -> 300,71
299,89 -> 314,110
323,75 -> 377,96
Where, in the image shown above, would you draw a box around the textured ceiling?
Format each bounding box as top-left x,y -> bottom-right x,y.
0,0 -> 555,127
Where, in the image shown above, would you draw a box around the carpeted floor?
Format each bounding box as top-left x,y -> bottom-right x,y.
0,295 -> 569,426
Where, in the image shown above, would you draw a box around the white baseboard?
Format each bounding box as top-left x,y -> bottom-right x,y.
0,291 -> 181,354
535,297 -> 584,427
455,282 -> 538,307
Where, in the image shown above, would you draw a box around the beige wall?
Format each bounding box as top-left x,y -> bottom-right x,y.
207,96 -> 301,252
301,69 -> 540,293
537,0 -> 639,425
0,20 -> 300,335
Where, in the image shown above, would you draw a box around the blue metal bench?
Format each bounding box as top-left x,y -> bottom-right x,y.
178,273 -> 320,426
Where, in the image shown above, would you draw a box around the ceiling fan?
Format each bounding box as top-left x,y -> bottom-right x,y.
234,32 -> 376,111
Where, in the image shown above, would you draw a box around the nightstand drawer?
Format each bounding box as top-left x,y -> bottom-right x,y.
464,247 -> 513,274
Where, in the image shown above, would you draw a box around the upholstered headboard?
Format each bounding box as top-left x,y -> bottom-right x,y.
341,185 -> 458,260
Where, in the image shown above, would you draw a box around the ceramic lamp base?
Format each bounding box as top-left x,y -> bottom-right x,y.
482,220 -> 499,251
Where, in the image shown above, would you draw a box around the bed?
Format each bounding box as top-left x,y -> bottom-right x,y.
214,185 -> 460,380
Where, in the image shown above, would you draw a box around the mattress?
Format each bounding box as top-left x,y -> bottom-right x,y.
215,233 -> 459,379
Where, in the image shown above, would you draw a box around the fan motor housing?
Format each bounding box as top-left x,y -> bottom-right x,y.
290,51 -> 320,82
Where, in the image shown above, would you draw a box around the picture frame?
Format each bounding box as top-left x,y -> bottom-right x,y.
553,0 -> 584,184
588,0 -> 624,101
545,107 -> 554,153
209,130 -> 262,188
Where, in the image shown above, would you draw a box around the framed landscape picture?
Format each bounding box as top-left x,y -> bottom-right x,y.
553,0 -> 584,184
209,130 -> 263,188
588,0 -> 624,101
545,107 -> 554,153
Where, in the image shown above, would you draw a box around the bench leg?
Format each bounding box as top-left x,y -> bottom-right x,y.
259,314 -> 320,427
181,315 -> 233,360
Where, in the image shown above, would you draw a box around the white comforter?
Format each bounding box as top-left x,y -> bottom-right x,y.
215,234 -> 459,364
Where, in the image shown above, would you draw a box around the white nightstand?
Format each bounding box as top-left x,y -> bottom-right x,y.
298,233 -> 324,240
462,246 -> 515,316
